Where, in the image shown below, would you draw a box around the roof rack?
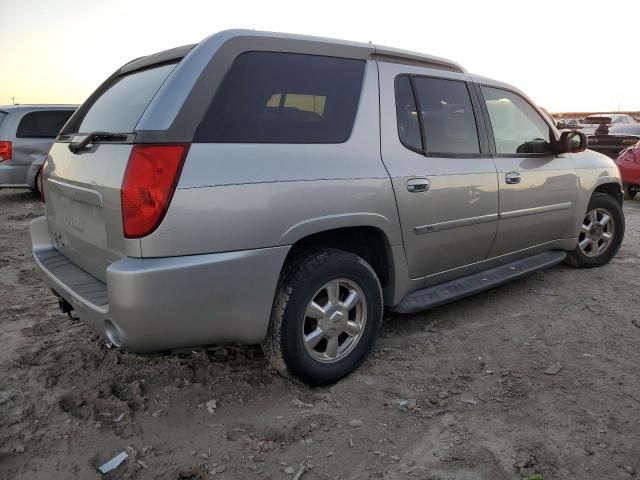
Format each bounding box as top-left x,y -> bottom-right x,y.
372,45 -> 466,73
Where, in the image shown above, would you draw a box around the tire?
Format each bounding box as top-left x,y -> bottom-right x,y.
565,193 -> 625,268
32,167 -> 42,197
262,248 -> 383,386
624,186 -> 637,201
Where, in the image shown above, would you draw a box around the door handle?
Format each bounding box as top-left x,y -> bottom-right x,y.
407,178 -> 430,192
505,172 -> 521,184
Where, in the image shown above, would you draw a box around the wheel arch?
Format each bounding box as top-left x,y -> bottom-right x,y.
281,224 -> 397,304
593,181 -> 624,205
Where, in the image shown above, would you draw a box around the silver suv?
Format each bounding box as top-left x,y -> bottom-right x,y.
30,30 -> 625,385
0,105 -> 76,192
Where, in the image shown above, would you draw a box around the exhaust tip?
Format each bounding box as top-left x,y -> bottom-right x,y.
104,320 -> 122,348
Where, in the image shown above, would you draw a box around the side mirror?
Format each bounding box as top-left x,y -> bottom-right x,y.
556,131 -> 587,154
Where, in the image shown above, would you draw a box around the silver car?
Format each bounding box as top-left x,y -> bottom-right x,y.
30,30 -> 625,385
0,105 -> 76,192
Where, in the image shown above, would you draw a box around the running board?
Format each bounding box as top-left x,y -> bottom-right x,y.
391,250 -> 567,314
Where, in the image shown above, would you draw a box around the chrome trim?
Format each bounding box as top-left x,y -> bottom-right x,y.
414,213 -> 498,235
46,178 -> 104,207
499,202 -> 572,220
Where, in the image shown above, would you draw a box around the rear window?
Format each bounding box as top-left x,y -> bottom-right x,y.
0,112 -> 6,130
74,63 -> 176,134
16,110 -> 74,138
584,116 -> 611,125
195,52 -> 366,143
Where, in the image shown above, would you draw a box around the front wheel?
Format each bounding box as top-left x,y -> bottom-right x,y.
262,248 -> 383,386
565,193 -> 625,268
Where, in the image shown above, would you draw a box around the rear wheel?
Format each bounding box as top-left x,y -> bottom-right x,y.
566,193 -> 624,268
262,248 -> 383,386
624,185 -> 638,201
32,166 -> 43,197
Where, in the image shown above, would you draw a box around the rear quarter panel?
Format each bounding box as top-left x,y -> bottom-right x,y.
139,61 -> 403,257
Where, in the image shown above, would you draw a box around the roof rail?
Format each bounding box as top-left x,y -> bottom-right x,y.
372,44 -> 466,73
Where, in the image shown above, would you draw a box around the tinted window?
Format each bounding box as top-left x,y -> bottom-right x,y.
196,52 -> 365,143
394,76 -> 422,153
584,116 -> 611,125
481,87 -> 550,154
75,63 -> 176,133
413,77 -> 480,154
0,112 -> 6,130
16,110 -> 74,138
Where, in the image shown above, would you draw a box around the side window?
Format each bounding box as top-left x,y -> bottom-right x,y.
394,76 -> 422,153
413,77 -> 480,155
195,52 -> 365,143
16,110 -> 75,138
481,86 -> 551,154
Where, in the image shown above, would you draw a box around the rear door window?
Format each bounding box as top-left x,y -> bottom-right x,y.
74,63 -> 177,134
195,52 -> 365,143
413,77 -> 480,155
16,110 -> 75,138
394,76 -> 422,153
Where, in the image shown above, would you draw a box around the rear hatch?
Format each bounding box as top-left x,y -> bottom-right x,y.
44,62 -> 179,281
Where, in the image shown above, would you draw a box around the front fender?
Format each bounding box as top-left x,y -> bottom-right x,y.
570,149 -> 623,239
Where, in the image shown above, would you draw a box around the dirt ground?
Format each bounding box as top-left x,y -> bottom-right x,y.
1,189 -> 639,480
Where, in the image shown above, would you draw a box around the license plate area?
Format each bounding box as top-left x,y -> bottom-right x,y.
45,180 -> 108,253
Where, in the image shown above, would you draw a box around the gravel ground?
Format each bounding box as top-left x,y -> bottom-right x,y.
1,189 -> 640,480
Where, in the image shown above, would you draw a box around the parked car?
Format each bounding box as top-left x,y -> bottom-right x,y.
567,119 -> 582,129
615,138 -> 640,200
581,113 -> 637,136
0,105 -> 77,192
30,30 -> 625,385
587,123 -> 640,159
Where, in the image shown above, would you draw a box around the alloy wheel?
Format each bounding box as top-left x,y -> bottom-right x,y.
578,208 -> 615,258
302,278 -> 367,363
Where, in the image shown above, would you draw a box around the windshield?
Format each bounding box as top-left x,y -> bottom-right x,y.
584,116 -> 612,125
73,63 -> 177,134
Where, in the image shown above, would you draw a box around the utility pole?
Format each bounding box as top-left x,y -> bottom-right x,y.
11,96 -> 15,105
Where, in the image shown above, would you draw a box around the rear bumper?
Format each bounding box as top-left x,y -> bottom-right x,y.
0,162 -> 30,188
30,216 -> 289,351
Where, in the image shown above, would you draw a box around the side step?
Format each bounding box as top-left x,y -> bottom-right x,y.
391,250 -> 567,314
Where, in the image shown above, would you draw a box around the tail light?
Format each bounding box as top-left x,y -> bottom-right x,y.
0,141 -> 11,161
121,144 -> 189,238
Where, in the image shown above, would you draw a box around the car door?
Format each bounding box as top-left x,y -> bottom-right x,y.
379,63 -> 499,279
477,85 -> 577,257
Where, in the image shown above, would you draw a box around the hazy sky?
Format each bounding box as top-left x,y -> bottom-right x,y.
1,0 -> 638,113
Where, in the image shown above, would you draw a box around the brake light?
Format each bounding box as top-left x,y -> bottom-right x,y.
121,144 -> 189,238
0,141 -> 11,161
